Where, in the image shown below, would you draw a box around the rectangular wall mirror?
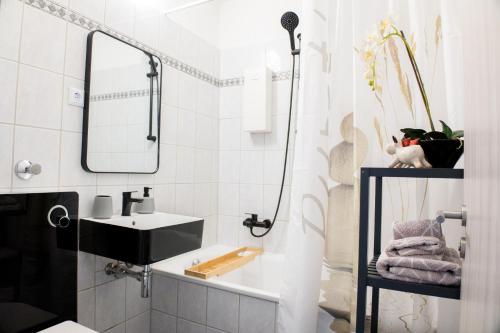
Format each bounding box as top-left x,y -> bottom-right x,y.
82,30 -> 162,174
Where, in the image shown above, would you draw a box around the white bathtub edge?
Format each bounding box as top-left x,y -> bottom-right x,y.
152,268 -> 280,303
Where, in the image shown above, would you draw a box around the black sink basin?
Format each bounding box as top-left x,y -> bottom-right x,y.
79,212 -> 203,265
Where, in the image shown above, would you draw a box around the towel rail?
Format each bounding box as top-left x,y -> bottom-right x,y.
435,206 -> 467,226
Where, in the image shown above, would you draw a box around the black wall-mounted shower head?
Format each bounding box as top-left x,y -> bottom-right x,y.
281,11 -> 299,54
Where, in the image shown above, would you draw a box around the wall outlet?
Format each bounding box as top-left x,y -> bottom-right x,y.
68,87 -> 84,107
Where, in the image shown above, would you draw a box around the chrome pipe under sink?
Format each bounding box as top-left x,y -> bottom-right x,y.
105,262 -> 152,298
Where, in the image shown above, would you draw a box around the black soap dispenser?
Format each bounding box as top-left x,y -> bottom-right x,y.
137,187 -> 155,214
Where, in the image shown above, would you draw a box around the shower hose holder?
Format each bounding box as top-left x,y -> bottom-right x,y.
243,213 -> 271,229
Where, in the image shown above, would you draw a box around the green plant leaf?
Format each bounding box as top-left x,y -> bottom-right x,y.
424,131 -> 448,140
400,128 -> 426,139
439,120 -> 453,138
452,130 -> 464,138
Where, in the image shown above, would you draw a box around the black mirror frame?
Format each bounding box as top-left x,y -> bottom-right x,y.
81,30 -> 163,174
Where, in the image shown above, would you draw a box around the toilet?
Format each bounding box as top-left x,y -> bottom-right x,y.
38,321 -> 97,333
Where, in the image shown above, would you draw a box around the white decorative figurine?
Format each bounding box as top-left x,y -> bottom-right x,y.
386,142 -> 432,168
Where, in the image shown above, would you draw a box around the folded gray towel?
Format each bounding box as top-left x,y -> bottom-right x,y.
393,219 -> 443,240
376,247 -> 461,286
385,236 -> 446,260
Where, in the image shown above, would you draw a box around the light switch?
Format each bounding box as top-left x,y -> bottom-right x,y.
68,87 -> 84,107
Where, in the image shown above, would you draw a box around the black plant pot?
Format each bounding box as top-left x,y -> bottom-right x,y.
419,139 -> 464,168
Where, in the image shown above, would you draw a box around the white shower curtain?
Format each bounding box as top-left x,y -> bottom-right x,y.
278,1 -> 464,332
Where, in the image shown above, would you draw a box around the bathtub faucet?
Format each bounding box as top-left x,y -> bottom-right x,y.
243,213 -> 271,229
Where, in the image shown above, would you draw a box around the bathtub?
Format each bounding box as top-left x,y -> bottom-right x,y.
150,245 -> 285,333
152,244 -> 284,302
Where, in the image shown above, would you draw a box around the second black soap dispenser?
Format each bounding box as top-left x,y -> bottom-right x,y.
137,187 -> 155,214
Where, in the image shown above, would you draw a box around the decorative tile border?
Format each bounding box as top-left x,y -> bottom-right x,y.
22,0 -> 296,88
89,89 -> 159,102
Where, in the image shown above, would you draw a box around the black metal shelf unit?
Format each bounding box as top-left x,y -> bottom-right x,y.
356,167 -> 464,333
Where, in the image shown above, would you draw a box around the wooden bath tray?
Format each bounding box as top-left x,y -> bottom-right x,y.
184,247 -> 263,279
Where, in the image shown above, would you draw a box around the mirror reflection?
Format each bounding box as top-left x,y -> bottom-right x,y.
82,30 -> 162,174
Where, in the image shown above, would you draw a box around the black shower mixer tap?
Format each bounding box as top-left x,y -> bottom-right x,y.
243,214 -> 271,229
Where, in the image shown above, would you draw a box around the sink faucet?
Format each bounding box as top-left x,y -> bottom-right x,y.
122,191 -> 143,216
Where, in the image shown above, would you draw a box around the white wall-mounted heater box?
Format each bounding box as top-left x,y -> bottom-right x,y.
242,66 -> 272,133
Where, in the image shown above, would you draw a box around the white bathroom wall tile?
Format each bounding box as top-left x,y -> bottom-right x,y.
128,173 -> 154,186
64,24 -> 87,80
238,225 -> 263,248
239,151 -> 264,184
178,72 -> 197,112
95,269 -> 115,286
218,150 -> 240,184
239,184 -> 263,217
0,124 -> 13,188
125,277 -> 150,319
178,281 -> 207,325
263,185 -> 290,221
0,59 -> 17,124
69,0 -> 106,22
62,77 -> 85,132
151,310 -> 177,333
97,174 -> 128,186
12,126 -> 60,188
195,114 -> 213,149
160,105 -> 178,145
209,183 -> 218,215
264,115 -> 287,150
154,184 -> 176,213
162,66 -> 179,107
202,215 -> 217,247
211,149 -> 219,183
240,131 -> 265,151
207,287 -> 239,333
177,109 -> 196,147
219,86 -> 241,119
262,220 -> 287,254
155,144 -> 176,184
219,119 -> 240,150
151,274 -> 178,315
105,0 -> 135,36
0,0 -> 22,61
176,146 -> 195,183
197,39 -> 213,75
16,65 -> 63,130
194,149 -> 213,183
196,81 -> 213,117
263,150 -> 291,185
177,318 -> 206,333
134,0 -> 160,49
159,16 -> 180,59
175,183 -> 194,215
125,311 -> 150,333
78,251 -> 95,291
60,132 -> 96,186
11,187 -> 59,194
95,278 -> 126,332
194,183 -> 211,217
20,6 -> 66,73
218,183 -> 239,216
272,80 -> 292,115
239,296 -> 276,333
78,288 -> 96,330
178,28 -> 199,68
59,185 -> 96,217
